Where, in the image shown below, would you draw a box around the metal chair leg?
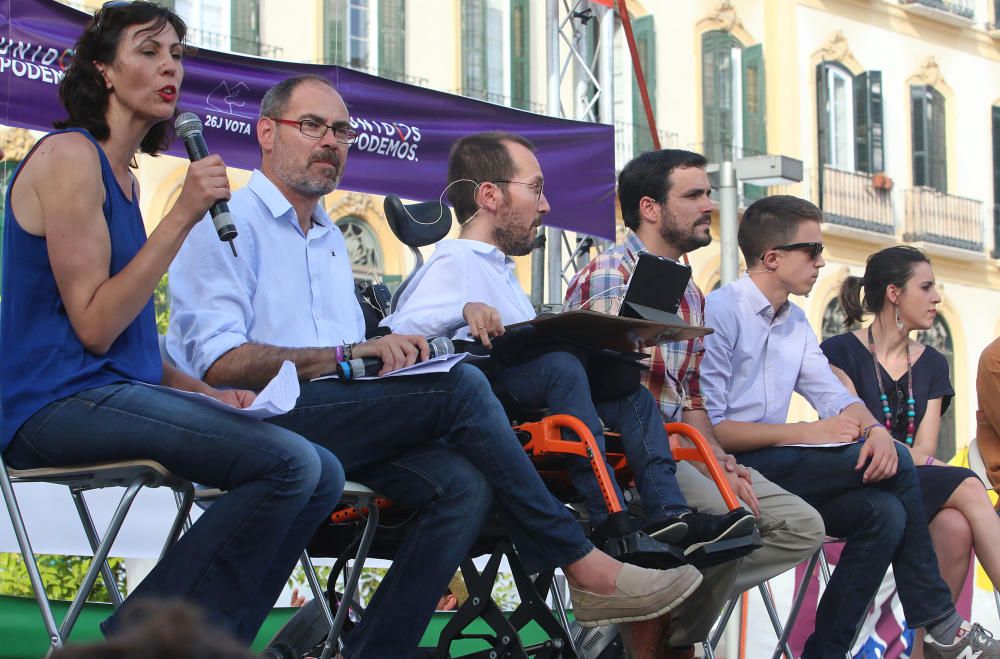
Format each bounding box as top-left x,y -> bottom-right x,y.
70,489 -> 125,608
300,549 -> 337,628
161,484 -> 195,561
0,459 -> 64,653
319,499 -> 380,659
771,548 -> 822,659
708,594 -> 741,650
58,476 -> 151,640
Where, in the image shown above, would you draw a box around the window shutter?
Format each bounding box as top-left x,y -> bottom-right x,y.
379,0 -> 405,80
230,0 -> 260,55
461,0 -> 486,98
701,30 -> 736,163
741,43 -> 766,157
325,0 -> 346,65
510,0 -> 530,109
817,64 -> 830,168
854,70 -> 884,174
911,85 -> 929,188
928,88 -> 946,192
631,15 -> 656,156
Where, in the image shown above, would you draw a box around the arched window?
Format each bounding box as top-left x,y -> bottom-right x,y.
336,215 -> 383,285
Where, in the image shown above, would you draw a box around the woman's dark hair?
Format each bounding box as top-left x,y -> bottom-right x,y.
837,245 -> 931,326
54,1 -> 187,156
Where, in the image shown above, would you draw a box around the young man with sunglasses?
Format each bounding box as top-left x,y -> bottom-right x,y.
564,150 -> 824,654
701,195 -> 1000,658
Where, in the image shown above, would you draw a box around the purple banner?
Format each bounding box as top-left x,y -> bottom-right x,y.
0,0 -> 615,239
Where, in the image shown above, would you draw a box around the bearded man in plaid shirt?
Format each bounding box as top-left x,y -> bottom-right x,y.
565,149 -> 824,651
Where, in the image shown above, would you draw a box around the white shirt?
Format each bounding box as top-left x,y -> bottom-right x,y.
701,275 -> 861,426
381,239 -> 535,340
166,170 -> 365,378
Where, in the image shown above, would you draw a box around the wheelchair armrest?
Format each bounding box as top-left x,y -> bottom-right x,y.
667,422 -> 741,511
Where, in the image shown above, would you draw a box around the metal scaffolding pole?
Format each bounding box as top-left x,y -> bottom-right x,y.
545,0 -> 563,306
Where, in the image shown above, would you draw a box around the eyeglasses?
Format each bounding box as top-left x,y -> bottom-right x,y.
492,179 -> 545,202
767,241 -> 824,261
271,118 -> 358,144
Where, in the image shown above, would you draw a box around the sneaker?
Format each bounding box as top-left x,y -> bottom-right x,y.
666,509 -> 757,556
925,622 -> 1000,658
643,518 -> 688,545
569,563 -> 703,628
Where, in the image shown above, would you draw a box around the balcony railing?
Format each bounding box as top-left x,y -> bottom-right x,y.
818,166 -> 895,235
452,88 -> 548,115
614,122 -> 679,170
899,0 -> 975,23
904,187 -> 984,251
186,28 -> 284,60
307,60 -> 430,87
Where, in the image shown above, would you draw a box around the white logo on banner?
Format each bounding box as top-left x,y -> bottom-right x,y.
203,80 -> 254,136
350,116 -> 423,162
0,38 -> 70,86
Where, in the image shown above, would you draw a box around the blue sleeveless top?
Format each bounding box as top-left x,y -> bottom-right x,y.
0,128 -> 162,450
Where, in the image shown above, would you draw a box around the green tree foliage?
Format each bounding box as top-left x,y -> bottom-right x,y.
0,552 -> 126,603
154,273 -> 170,335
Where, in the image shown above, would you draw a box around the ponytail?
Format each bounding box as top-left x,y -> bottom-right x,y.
838,275 -> 866,327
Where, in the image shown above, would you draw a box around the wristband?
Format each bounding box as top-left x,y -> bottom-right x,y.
334,345 -> 345,363
861,422 -> 880,441
344,342 -> 356,361
925,456 -> 935,466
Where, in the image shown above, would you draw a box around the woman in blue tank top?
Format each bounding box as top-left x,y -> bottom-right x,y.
0,2 -> 343,645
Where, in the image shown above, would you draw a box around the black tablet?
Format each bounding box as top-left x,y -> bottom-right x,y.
620,253 -> 692,321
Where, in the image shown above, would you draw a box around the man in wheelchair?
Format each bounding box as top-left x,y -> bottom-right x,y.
382,131 -> 757,563
166,75 -> 704,658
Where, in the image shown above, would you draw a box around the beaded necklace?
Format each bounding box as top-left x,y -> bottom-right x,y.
867,325 -> 916,446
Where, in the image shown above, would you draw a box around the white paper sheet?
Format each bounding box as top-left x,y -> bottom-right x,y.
312,352 -> 469,381
144,360 -> 300,419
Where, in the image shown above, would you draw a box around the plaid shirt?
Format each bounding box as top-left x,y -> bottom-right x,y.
563,231 -> 706,419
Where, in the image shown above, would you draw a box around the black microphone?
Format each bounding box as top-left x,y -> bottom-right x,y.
337,336 -> 455,380
174,112 -> 238,257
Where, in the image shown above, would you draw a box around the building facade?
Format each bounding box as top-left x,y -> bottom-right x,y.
4,0 -> 999,458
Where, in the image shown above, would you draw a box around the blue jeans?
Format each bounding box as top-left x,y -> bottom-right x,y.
489,351 -> 688,525
3,382 -> 344,644
269,363 -> 594,659
735,443 -> 954,658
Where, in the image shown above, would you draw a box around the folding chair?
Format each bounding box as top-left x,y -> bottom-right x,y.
0,452 -> 194,656
262,481 -> 383,659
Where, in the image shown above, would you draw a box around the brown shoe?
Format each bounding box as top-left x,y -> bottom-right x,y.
569,563 -> 702,628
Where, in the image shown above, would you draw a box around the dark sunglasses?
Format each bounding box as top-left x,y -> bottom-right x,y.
93,0 -> 132,35
766,241 -> 824,261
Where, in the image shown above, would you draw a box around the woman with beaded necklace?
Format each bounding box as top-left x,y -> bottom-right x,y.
822,245 -> 1000,658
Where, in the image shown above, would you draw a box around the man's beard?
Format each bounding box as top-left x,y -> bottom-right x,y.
274,142 -> 342,197
493,207 -> 537,256
659,209 -> 712,253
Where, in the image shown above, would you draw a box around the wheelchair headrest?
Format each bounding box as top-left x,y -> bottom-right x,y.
383,194 -> 453,248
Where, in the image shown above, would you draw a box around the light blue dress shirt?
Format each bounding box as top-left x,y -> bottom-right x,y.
166,170 -> 365,378
381,239 -> 536,340
701,275 -> 861,426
